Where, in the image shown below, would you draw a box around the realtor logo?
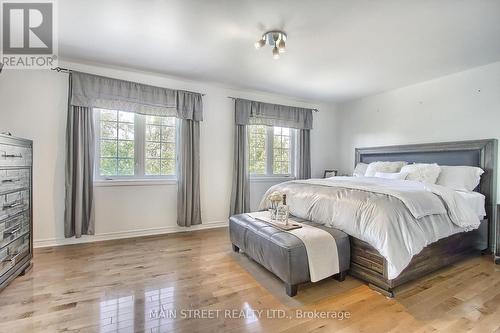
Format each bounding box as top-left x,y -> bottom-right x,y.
1,0 -> 57,69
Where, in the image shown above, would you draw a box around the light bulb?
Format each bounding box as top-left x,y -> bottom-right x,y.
277,39 -> 286,53
254,38 -> 265,49
272,46 -> 280,59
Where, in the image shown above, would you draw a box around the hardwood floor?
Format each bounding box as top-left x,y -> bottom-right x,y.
0,227 -> 499,333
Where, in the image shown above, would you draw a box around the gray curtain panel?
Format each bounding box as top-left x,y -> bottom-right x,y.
230,124 -> 250,215
177,119 -> 202,227
176,90 -> 204,121
235,98 -> 313,130
296,129 -> 311,179
65,102 -> 95,238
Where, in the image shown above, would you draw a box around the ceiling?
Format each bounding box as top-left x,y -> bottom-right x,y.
59,0 -> 500,103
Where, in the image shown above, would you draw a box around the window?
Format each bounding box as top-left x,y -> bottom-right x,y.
248,125 -> 295,177
248,125 -> 267,175
98,109 -> 135,176
144,116 -> 176,176
273,127 -> 291,175
95,108 -> 176,180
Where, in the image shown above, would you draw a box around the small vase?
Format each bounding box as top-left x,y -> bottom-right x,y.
269,208 -> 277,220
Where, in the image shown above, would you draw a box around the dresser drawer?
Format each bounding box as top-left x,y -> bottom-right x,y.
0,143 -> 32,167
0,189 -> 30,223
0,233 -> 30,277
0,169 -> 30,193
0,210 -> 29,230
1,212 -> 30,247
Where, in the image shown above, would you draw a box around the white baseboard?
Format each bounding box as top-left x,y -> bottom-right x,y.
34,221 -> 228,248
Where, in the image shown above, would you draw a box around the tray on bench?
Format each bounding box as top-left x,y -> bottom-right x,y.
247,212 -> 302,231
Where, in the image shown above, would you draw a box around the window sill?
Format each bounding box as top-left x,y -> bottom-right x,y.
250,176 -> 295,183
94,179 -> 177,187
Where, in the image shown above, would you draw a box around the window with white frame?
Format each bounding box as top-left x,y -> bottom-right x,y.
248,125 -> 295,177
95,108 -> 176,179
144,115 -> 176,176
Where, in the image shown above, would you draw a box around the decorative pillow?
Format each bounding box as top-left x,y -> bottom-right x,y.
436,165 -> 484,191
353,163 -> 368,177
400,163 -> 441,184
374,172 -> 409,180
364,161 -> 407,177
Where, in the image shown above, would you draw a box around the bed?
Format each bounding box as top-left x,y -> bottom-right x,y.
261,139 -> 498,297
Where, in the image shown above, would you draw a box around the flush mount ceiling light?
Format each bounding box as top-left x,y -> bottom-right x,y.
254,30 -> 287,59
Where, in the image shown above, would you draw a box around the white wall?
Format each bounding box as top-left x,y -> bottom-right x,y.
0,61 -> 337,247
336,61 -> 500,202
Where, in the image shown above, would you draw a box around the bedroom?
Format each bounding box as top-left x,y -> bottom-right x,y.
0,0 -> 500,332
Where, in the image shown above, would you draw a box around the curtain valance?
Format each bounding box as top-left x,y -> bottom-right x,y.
70,71 -> 203,121
234,98 -> 313,130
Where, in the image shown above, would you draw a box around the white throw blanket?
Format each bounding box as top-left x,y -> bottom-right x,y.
259,177 -> 481,279
248,211 -> 339,282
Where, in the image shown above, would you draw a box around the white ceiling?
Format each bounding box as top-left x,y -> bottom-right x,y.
59,0 -> 500,102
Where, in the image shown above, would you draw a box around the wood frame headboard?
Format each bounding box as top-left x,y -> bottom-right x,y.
355,139 -> 498,255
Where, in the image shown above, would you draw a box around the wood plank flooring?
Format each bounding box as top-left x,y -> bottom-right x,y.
0,227 -> 499,333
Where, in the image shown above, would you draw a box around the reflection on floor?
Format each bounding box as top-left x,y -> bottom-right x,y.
100,295 -> 134,332
0,227 -> 499,332
144,287 -> 177,332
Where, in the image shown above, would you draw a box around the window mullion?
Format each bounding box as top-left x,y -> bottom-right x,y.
266,126 -> 273,176
115,117 -> 119,176
135,114 -> 145,177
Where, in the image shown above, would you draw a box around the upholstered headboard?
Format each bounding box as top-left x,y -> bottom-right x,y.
355,139 -> 498,253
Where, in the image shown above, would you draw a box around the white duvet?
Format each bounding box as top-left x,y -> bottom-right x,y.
259,176 -> 481,279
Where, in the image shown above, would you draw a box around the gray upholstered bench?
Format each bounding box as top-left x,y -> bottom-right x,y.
229,213 -> 350,296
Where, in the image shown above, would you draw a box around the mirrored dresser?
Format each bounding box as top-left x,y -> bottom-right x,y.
0,134 -> 33,291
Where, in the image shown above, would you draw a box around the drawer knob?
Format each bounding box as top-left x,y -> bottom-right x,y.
3,201 -> 22,209
4,227 -> 21,236
1,178 -> 20,183
2,154 -> 22,158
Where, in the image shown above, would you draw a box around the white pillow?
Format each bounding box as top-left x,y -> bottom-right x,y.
400,163 -> 441,184
353,163 -> 368,177
374,172 -> 409,180
365,161 -> 407,177
436,165 -> 484,191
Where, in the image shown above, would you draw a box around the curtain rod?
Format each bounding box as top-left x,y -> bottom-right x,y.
50,67 -> 206,96
51,66 -> 71,73
227,96 -> 319,112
